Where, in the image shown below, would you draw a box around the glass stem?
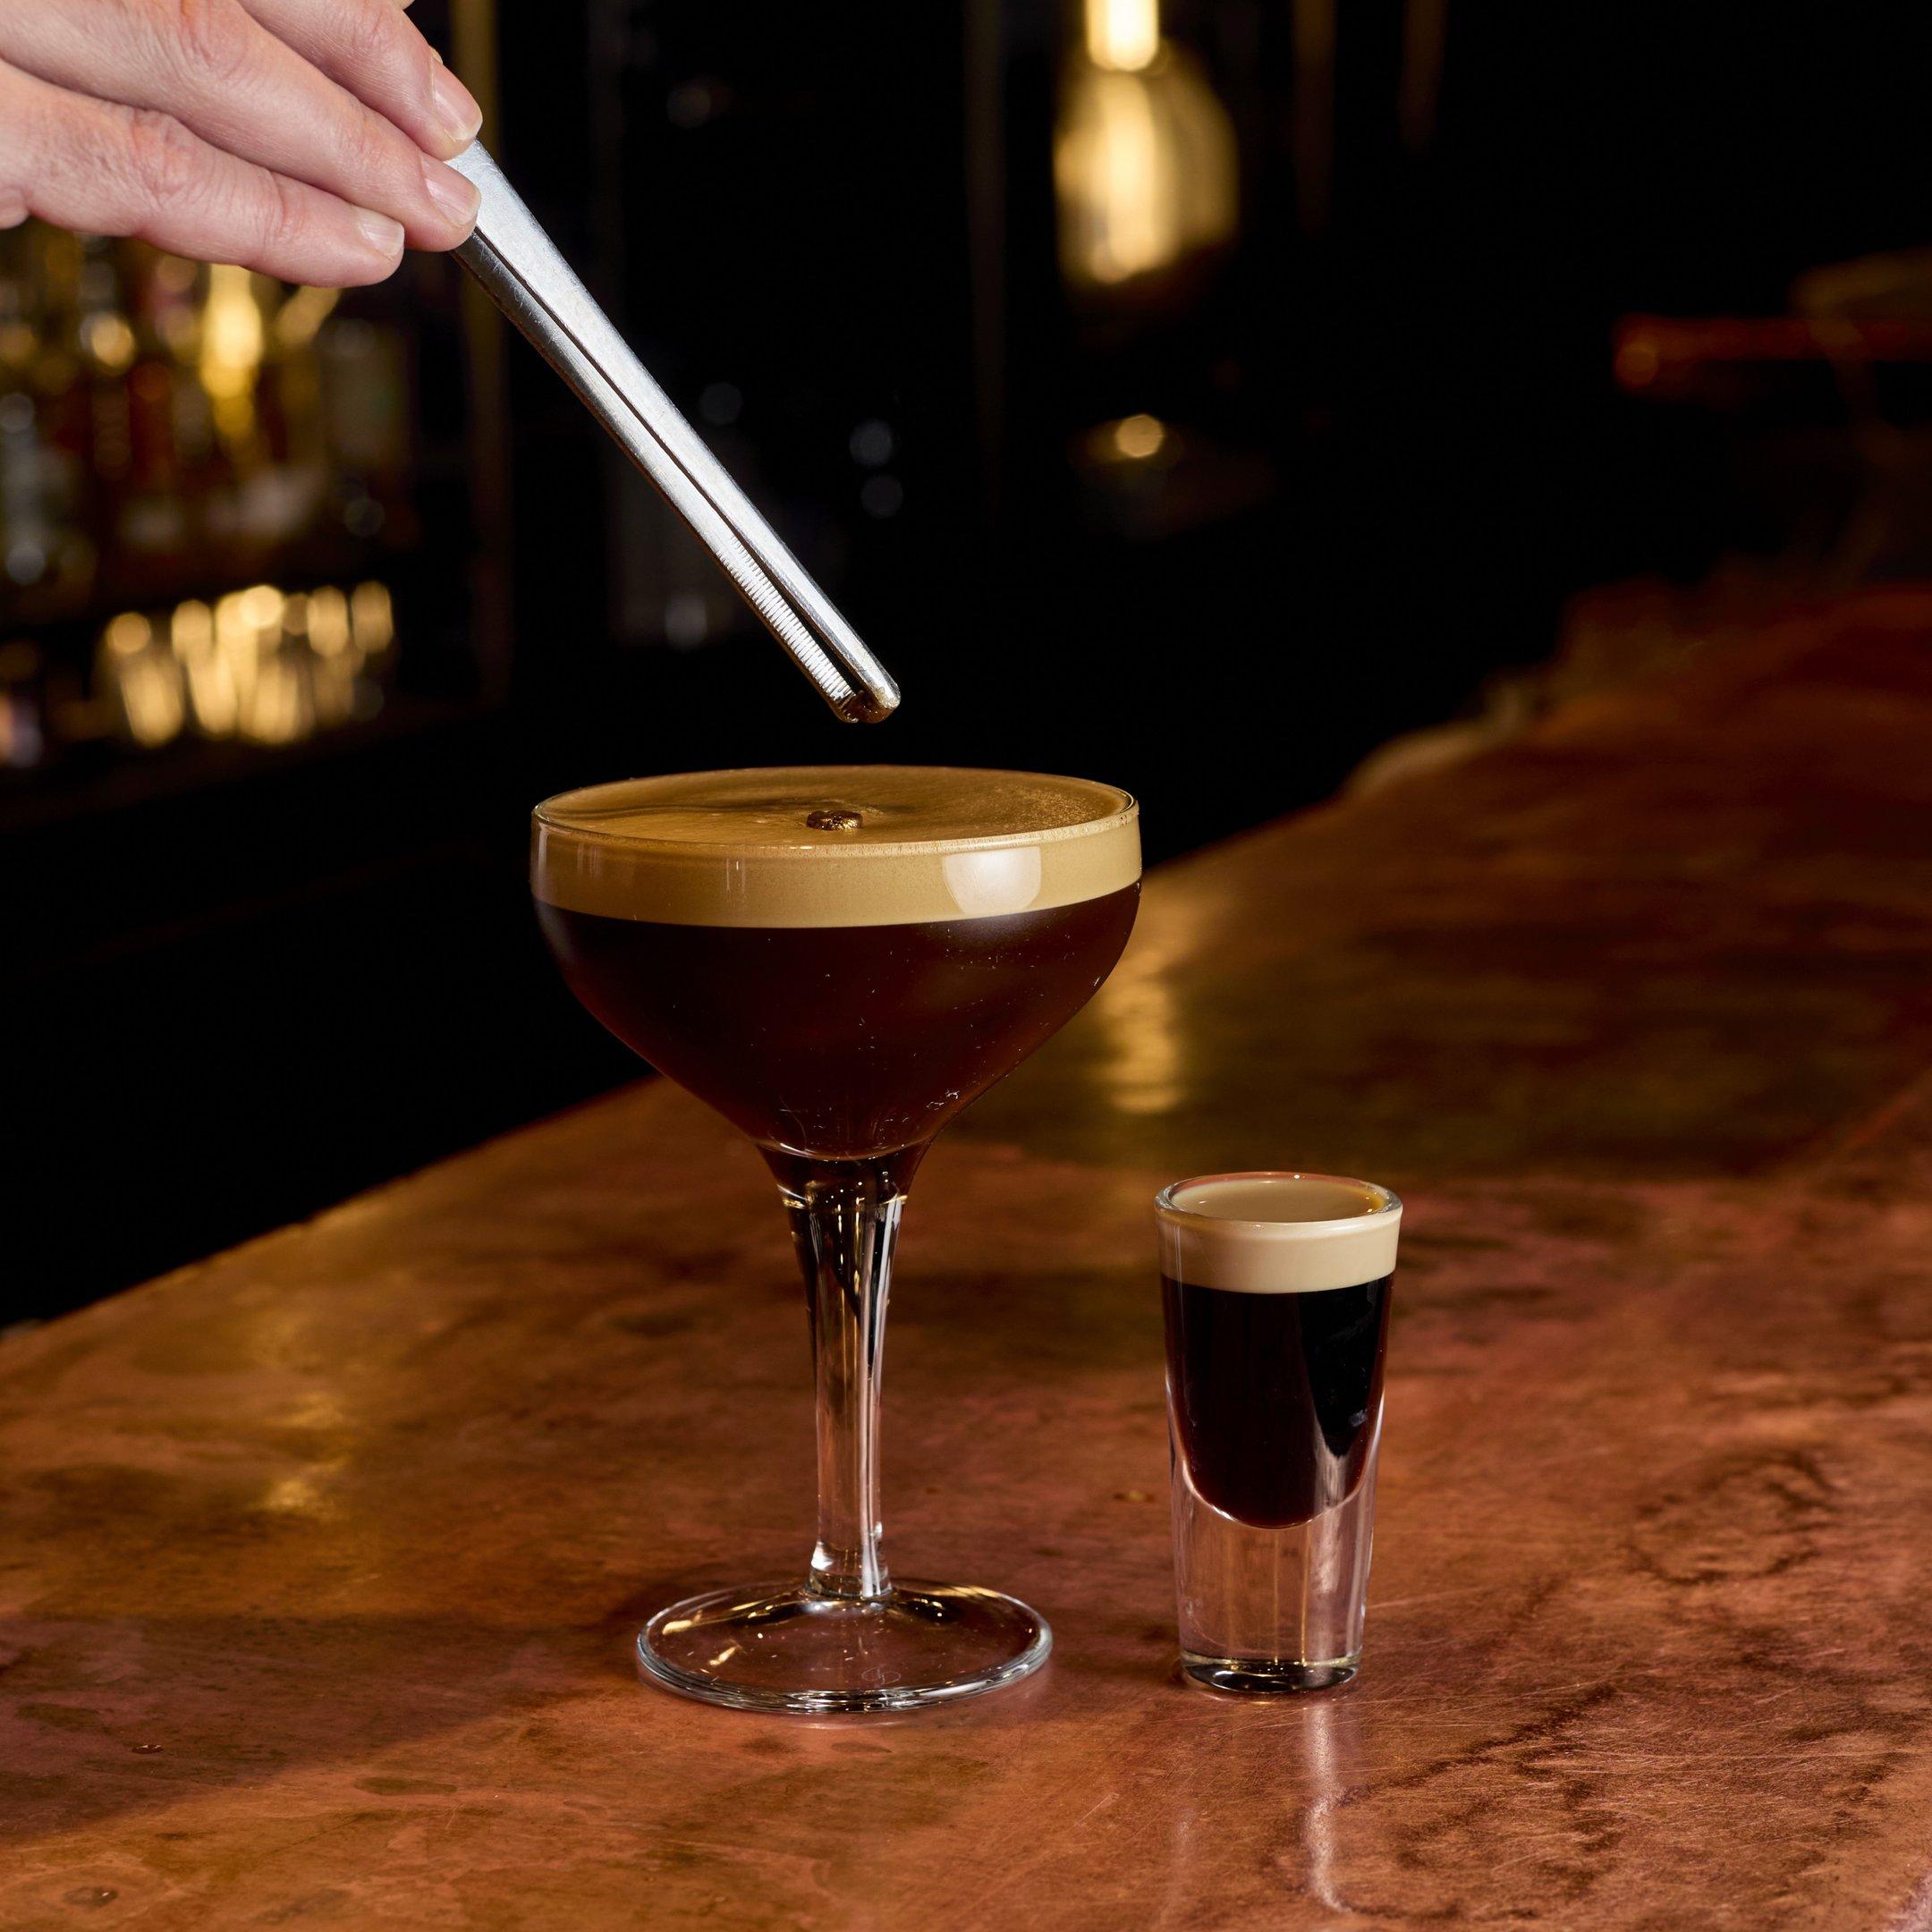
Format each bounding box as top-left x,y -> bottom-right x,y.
768,1148 -> 925,1604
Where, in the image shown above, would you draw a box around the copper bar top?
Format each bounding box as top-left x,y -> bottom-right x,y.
9,591 -> 1932,1928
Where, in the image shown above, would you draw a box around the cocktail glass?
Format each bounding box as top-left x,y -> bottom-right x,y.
533,766 -> 1140,1712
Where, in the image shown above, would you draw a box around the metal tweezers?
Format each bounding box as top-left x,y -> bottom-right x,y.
449,143 -> 901,724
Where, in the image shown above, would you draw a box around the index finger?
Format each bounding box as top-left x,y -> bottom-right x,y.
240,0 -> 479,158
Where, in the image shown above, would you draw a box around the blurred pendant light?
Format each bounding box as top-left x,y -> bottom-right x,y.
199,264 -> 267,453
1055,0 -> 1240,301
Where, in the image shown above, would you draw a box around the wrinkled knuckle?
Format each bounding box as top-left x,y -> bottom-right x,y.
255,172 -> 305,263
352,1 -> 436,125
0,81 -> 38,216
0,121 -> 18,212
342,107 -> 405,191
120,107 -> 200,209
165,0 -> 256,88
340,0 -> 405,76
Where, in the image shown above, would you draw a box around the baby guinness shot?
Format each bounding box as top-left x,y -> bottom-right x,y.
1156,1172 -> 1402,1694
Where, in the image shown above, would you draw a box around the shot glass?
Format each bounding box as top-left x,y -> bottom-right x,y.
1157,1172 -> 1402,1694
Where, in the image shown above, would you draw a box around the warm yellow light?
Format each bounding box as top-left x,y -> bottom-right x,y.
105,612 -> 151,657
182,644 -> 239,738
1114,412 -> 1166,459
214,590 -> 253,648
98,617 -> 186,749
1087,0 -> 1161,72
81,312 -> 137,374
242,655 -> 309,744
199,266 -> 263,399
95,582 -> 387,746
1063,75 -> 1163,284
260,1474 -> 329,1517
199,263 -> 265,445
308,586 -> 352,659
1096,927 -> 1186,1115
215,591 -> 262,716
351,581 -> 394,657
239,582 -> 284,631
312,657 -> 357,728
120,663 -> 186,747
1055,54 -> 1239,292
170,600 -> 214,658
272,284 -> 341,352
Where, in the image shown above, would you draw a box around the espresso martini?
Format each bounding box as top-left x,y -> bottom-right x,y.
532,767 -> 1140,1711
536,767 -> 1140,1165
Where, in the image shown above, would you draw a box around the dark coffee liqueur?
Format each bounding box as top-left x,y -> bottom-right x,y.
540,889 -> 1139,1158
1163,1271 -> 1392,1529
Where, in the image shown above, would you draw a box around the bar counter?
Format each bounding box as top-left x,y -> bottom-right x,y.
9,592 -> 1932,1928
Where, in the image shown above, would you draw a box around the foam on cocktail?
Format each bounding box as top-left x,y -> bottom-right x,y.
1157,1174 -> 1403,1294
532,766 -> 1140,928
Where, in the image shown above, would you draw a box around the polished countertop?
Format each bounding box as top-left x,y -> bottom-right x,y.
7,589 -> 1932,1928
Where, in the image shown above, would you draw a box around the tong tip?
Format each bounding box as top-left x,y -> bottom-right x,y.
830,669 -> 900,724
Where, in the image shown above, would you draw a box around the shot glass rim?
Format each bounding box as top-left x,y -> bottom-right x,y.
1154,1169 -> 1402,1241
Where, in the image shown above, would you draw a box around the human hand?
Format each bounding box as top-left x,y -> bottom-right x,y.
0,0 -> 484,287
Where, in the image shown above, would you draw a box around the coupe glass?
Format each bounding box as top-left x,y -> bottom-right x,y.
533,766 -> 1140,1711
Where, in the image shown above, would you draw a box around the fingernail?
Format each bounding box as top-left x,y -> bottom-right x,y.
431,64 -> 484,146
353,209 -> 406,258
421,156 -> 481,230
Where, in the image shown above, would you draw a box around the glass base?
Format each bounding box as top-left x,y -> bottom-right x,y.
1182,1651 -> 1359,1696
637,1579 -> 1052,1714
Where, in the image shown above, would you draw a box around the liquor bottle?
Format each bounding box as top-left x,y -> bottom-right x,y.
0,229 -> 94,618
75,238 -> 138,586
257,282 -> 333,552
318,314 -> 413,549
0,275 -> 58,599
117,243 -> 191,575
26,227 -> 98,614
0,637 -> 50,768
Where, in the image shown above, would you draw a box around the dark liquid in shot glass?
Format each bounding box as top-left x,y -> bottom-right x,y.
1162,1274 -> 1392,1530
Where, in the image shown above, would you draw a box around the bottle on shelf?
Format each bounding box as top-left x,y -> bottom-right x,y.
0,218 -> 424,773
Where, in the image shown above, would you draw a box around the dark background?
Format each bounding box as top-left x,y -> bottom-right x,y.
4,0 -> 1928,1319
